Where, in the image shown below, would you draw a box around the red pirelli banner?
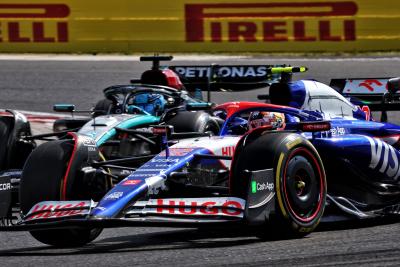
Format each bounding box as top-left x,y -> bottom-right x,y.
0,0 -> 399,53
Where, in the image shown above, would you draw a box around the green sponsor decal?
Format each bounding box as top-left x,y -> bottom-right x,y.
251,181 -> 257,194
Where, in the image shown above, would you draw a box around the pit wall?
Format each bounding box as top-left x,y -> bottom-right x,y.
0,0 -> 399,53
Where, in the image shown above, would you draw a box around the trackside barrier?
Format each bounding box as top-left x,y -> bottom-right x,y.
0,0 -> 399,53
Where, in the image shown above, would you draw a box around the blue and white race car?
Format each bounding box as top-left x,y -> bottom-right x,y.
1,67 -> 400,247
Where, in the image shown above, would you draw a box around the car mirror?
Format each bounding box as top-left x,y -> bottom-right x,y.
388,77 -> 400,95
53,104 -> 75,112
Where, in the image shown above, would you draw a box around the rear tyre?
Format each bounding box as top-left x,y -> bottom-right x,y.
93,99 -> 113,117
20,140 -> 104,247
165,111 -> 219,135
231,132 -> 326,239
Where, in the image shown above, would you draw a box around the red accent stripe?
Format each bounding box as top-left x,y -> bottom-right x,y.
26,115 -> 63,120
60,132 -> 78,200
0,111 -> 12,117
375,134 -> 400,139
1,111 -> 63,122
282,147 -> 325,223
228,142 -> 240,194
228,125 -> 276,194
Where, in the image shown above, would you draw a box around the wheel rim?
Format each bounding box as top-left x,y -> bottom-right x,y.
282,148 -> 325,223
294,173 -> 306,196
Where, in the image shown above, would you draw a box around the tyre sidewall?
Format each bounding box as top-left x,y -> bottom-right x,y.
20,137 -> 104,247
166,111 -> 219,134
230,132 -> 326,236
273,134 -> 327,233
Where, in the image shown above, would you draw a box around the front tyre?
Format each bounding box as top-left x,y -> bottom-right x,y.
20,139 -> 104,247
231,132 -> 327,238
274,144 -> 326,237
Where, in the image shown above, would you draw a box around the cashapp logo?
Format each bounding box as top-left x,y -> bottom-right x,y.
185,2 -> 357,43
0,4 -> 70,43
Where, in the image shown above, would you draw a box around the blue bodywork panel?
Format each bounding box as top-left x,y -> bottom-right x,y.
87,79 -> 400,219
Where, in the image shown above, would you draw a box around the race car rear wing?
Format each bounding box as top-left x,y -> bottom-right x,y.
330,77 -> 400,99
170,65 -> 308,102
138,55 -> 286,92
330,78 -> 393,100
135,55 -> 294,102
330,77 -> 400,121
169,64 -> 284,92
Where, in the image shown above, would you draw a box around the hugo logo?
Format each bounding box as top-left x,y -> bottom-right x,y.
222,146 -> 235,156
155,199 -> 243,216
28,201 -> 87,220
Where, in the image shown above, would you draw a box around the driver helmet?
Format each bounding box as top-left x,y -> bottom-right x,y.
128,93 -> 166,116
247,111 -> 285,131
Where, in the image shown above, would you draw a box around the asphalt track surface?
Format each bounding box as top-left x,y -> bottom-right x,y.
1,56 -> 400,266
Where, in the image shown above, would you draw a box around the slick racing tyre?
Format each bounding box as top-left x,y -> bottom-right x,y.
93,99 -> 114,117
231,132 -> 327,238
165,111 -> 220,135
20,139 -> 106,247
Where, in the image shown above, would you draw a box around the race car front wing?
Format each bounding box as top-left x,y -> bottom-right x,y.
0,197 -> 246,231
0,169 -> 277,231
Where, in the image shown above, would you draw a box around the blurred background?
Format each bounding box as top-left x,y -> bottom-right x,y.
0,0 -> 399,54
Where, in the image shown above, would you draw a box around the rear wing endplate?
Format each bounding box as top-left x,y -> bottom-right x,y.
330,77 -> 400,103
330,77 -> 400,121
330,78 -> 393,101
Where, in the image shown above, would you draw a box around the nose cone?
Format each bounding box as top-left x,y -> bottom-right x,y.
90,180 -> 148,218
